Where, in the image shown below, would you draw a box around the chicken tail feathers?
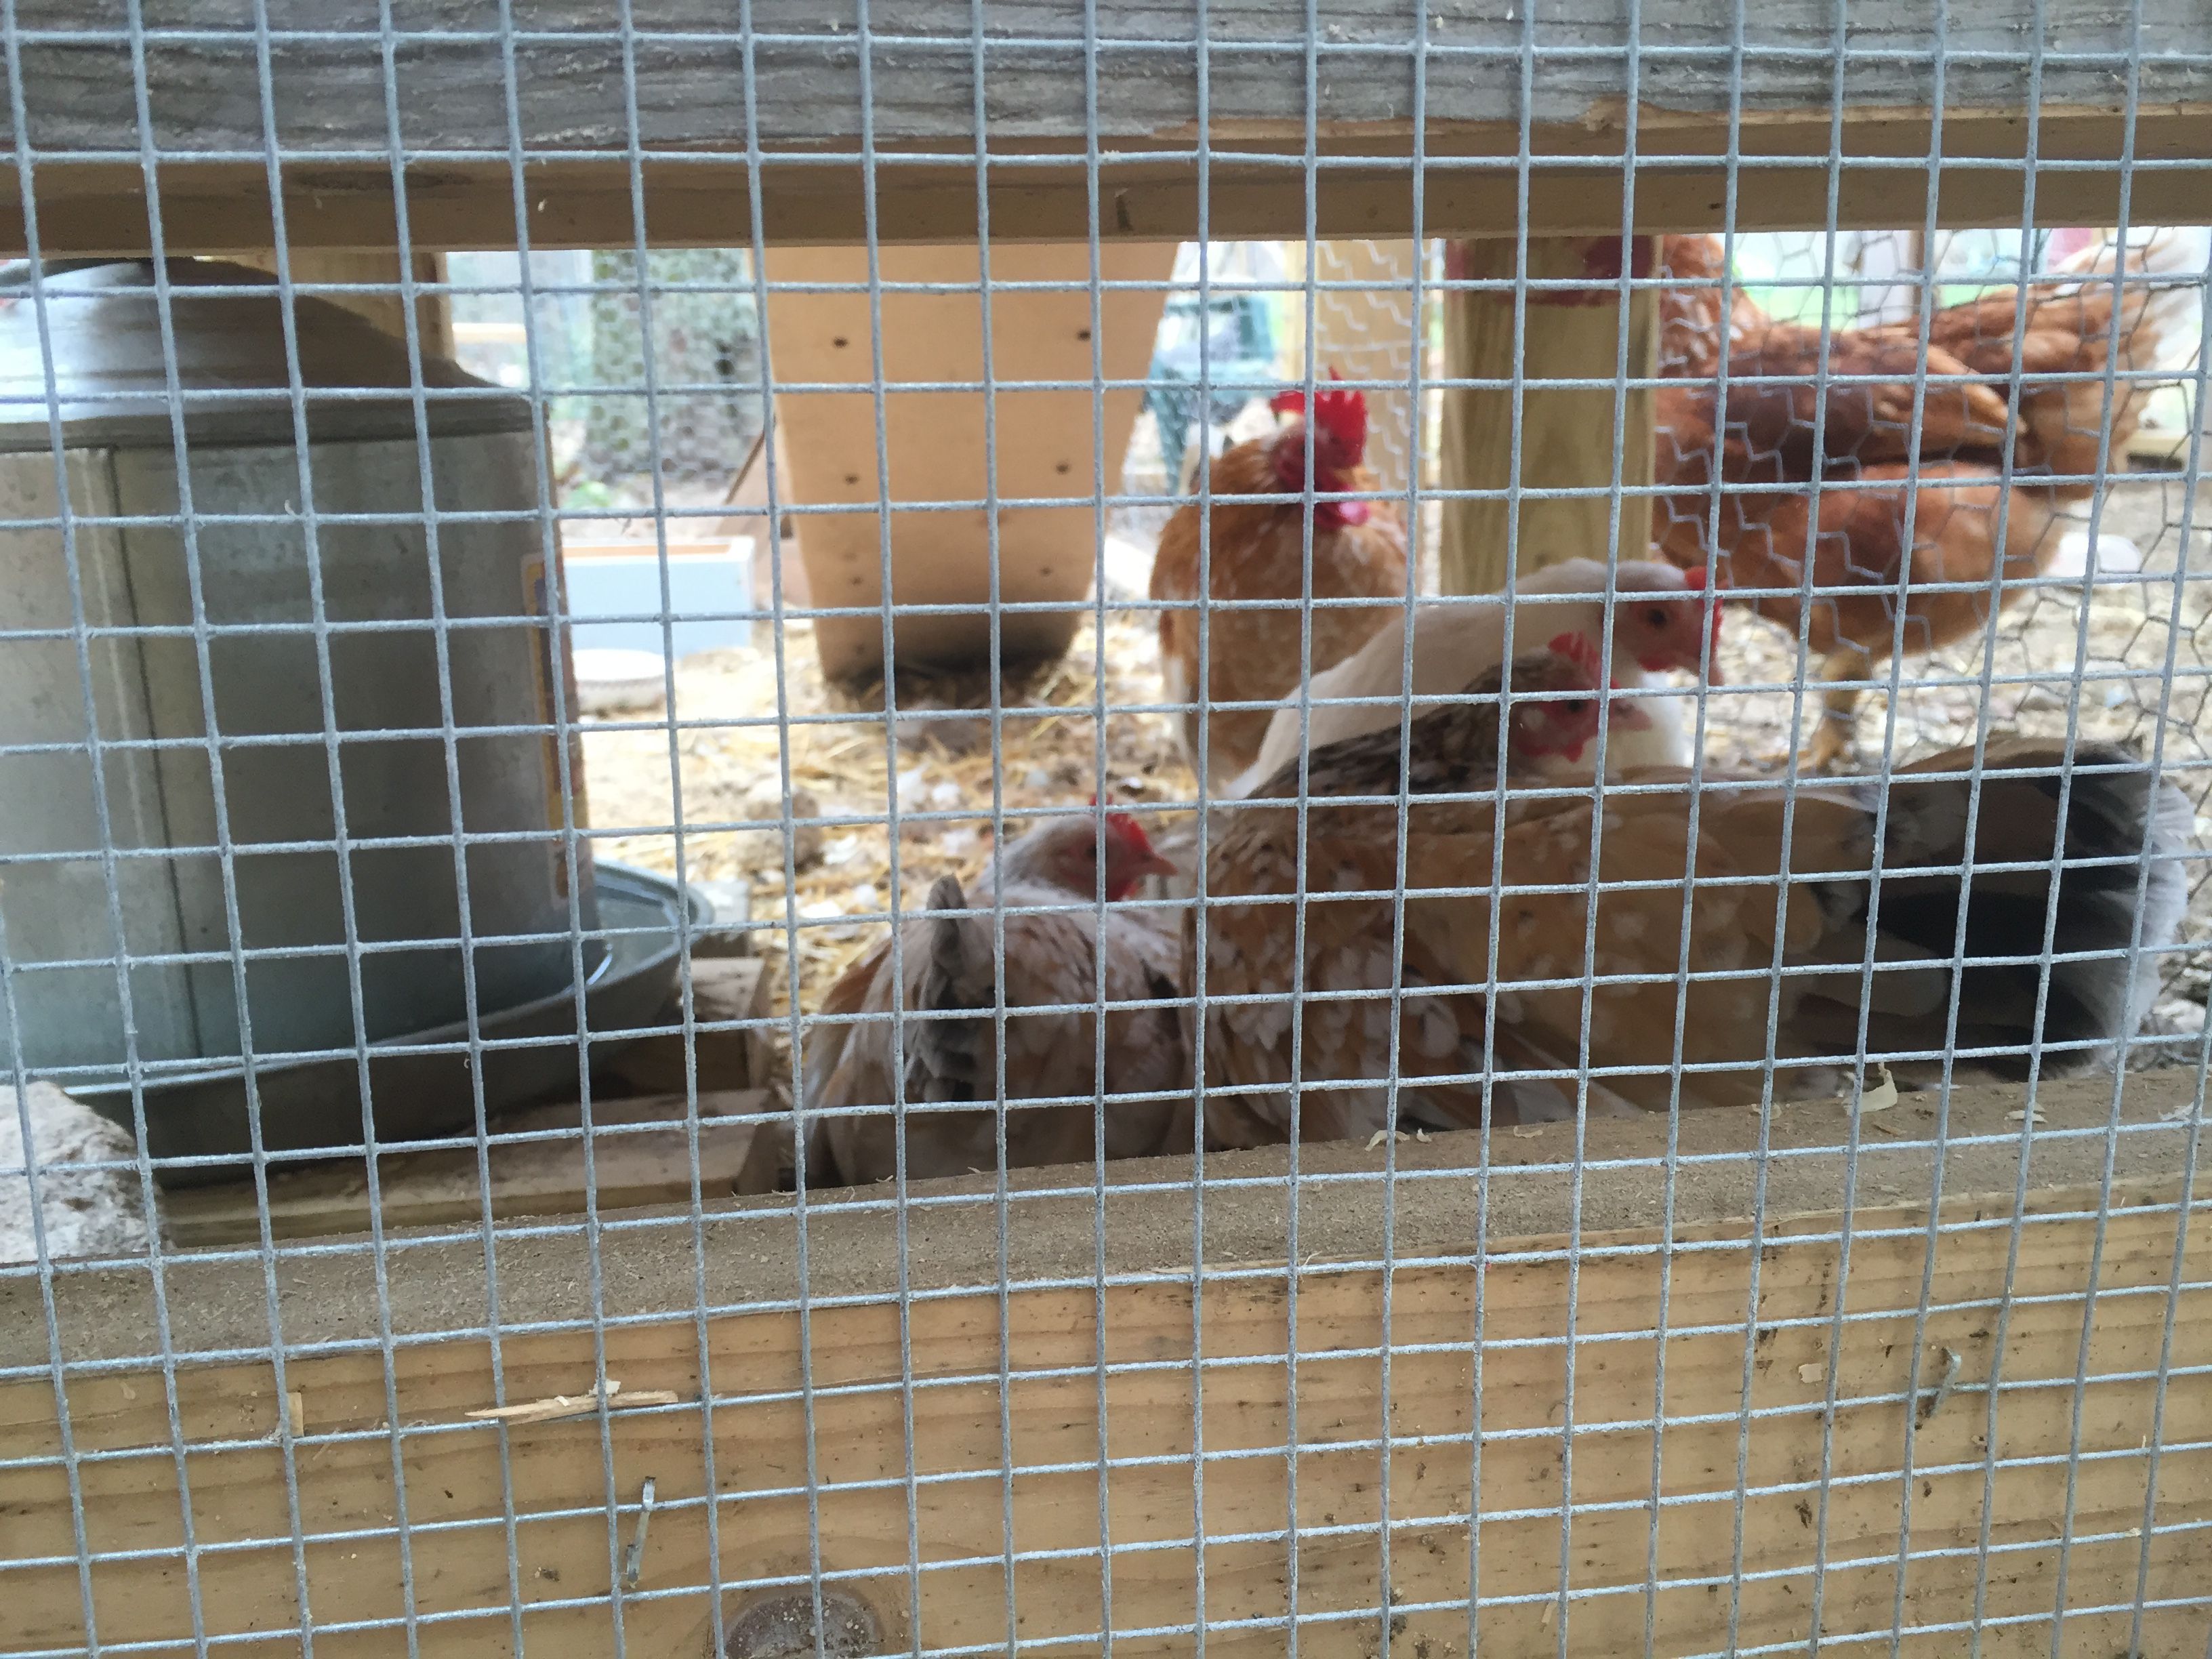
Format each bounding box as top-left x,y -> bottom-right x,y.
907,874 -> 991,1103
1848,741 -> 2192,1075
2053,229 -> 2205,371
922,874 -> 968,983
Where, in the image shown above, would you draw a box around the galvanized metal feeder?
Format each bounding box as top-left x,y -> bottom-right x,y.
0,260 -> 678,1174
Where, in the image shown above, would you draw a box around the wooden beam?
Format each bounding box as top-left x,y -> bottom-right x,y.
159,1089 -> 781,1248
3,0 -> 2207,251
233,250 -> 455,361
1438,234 -> 1660,593
6,1071 -> 2207,1656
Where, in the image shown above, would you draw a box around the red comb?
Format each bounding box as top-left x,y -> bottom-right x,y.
1268,367 -> 1368,458
1086,794 -> 1154,853
1547,630 -> 1603,686
1105,808 -> 1154,853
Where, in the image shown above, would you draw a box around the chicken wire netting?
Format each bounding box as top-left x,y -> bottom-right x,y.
3,6 -> 2212,1659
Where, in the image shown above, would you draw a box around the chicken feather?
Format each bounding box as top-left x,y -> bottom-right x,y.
804,811 -> 1187,1185
1149,376 -> 1410,779
1198,699 -> 2190,1145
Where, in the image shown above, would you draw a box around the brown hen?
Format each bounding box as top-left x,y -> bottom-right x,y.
1653,232 -> 2192,769
1149,372 -> 1410,781
1185,642 -> 1608,1148
1196,687 -> 2188,1146
802,808 -> 1185,1186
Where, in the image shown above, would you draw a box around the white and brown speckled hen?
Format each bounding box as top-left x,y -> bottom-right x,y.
802,808 -> 1188,1186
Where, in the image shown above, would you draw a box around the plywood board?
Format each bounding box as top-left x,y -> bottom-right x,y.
160,1089 -> 778,1247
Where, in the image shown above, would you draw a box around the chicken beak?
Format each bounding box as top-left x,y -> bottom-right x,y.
1133,849 -> 1181,881
1608,700 -> 1655,730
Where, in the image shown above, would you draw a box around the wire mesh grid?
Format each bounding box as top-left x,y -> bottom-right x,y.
2,4 -> 2211,1658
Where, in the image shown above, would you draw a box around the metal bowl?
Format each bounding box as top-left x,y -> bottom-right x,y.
73,863 -> 703,1186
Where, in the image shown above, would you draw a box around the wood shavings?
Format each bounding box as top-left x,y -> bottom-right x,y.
1797,1362 -> 1824,1384
464,1380 -> 682,1427
621,1476 -> 658,1591
1365,1128 -> 1413,1151
1510,1126 -> 1544,1139
1866,1120 -> 1904,1137
1844,1063 -> 1898,1115
1915,1346 -> 1963,1425
286,1391 -> 305,1437
587,615 -> 1190,1021
2007,1106 -> 2049,1126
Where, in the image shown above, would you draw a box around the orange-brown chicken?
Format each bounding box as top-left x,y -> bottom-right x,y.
1653,233 -> 2191,769
1197,699 -> 2189,1145
1149,372 -> 1410,781
1656,230 -> 1769,382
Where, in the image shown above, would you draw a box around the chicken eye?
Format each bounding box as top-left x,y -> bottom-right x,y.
1567,699 -> 1592,716
1645,606 -> 1670,630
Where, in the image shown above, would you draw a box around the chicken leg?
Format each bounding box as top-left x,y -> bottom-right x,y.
1800,645 -> 1877,773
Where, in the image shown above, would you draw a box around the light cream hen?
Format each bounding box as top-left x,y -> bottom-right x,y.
1229,556 -> 1724,796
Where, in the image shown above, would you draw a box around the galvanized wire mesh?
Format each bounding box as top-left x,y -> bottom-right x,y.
2,5 -> 2211,1659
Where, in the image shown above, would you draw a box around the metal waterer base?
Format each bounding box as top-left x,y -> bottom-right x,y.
70,865 -> 703,1187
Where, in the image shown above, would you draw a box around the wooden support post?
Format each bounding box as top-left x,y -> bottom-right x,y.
762,242 -> 1174,682
1437,234 -> 1659,594
237,249 -> 454,361
8,1073 -> 2209,1658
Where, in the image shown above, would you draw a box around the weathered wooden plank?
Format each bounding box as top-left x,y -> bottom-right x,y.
159,1088 -> 781,1246
3,0 -> 2205,249
9,0 -> 2207,157
5,1072 -> 2208,1655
